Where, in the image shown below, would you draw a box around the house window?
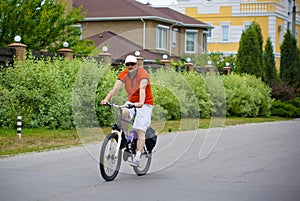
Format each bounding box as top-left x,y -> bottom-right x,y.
279,24 -> 284,45
243,22 -> 251,31
156,25 -> 169,50
207,23 -> 213,38
287,22 -> 292,31
72,24 -> 83,40
208,29 -> 212,38
220,24 -> 230,42
185,30 -> 198,53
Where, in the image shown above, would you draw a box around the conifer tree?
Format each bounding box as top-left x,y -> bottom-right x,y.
280,29 -> 298,86
236,24 -> 262,77
264,37 -> 279,85
252,21 -> 265,81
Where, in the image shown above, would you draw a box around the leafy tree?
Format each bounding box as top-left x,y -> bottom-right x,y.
280,29 -> 298,86
0,0 -> 94,55
208,52 -> 236,72
236,24 -> 262,77
264,37 -> 279,85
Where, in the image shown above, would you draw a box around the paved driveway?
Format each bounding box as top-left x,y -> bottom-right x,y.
1,119 -> 300,201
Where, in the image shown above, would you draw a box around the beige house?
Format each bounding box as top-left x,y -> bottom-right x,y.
69,0 -> 211,61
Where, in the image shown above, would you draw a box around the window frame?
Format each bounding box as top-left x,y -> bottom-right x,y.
156,25 -> 169,50
185,29 -> 198,53
206,22 -> 214,38
220,23 -> 230,43
243,22 -> 251,32
72,24 -> 83,40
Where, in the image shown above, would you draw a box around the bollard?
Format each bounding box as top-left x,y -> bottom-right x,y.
17,116 -> 22,141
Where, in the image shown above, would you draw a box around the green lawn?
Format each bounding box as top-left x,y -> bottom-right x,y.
0,116 -> 290,157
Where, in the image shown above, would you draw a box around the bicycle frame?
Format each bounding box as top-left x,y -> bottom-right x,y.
108,103 -> 135,158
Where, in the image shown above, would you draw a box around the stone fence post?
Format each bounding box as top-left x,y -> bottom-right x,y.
8,35 -> 26,61
223,62 -> 232,75
137,56 -> 144,68
184,62 -> 194,71
160,54 -> 170,70
98,52 -> 112,66
160,59 -> 171,70
204,61 -> 215,75
98,46 -> 112,65
57,42 -> 73,60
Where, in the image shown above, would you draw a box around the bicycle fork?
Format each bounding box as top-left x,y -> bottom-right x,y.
112,130 -> 122,158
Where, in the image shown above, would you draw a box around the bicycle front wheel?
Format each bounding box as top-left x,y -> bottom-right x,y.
133,151 -> 152,176
99,133 -> 122,181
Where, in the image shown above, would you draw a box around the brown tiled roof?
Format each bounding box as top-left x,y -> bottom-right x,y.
88,31 -> 176,61
73,0 -> 208,27
155,7 -> 205,26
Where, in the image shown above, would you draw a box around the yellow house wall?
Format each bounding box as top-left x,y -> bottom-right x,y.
184,3 -> 286,70
186,6 -> 270,48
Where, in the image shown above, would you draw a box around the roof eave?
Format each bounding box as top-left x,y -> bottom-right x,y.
183,24 -> 214,29
82,16 -> 209,28
83,16 -> 181,24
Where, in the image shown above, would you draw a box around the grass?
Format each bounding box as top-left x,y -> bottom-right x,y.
0,116 -> 290,157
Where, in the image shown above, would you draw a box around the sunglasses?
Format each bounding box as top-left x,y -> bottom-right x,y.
125,62 -> 137,66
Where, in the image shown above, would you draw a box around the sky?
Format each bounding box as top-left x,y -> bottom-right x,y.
135,0 -> 177,6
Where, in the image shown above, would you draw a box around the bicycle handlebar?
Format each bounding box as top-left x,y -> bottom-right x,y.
101,102 -> 136,109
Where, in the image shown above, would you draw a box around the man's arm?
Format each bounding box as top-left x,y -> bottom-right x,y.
101,79 -> 123,105
135,79 -> 148,108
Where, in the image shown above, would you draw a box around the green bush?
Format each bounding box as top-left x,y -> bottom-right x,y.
271,97 -> 300,117
182,71 -> 212,118
149,69 -> 200,120
72,59 -> 108,128
222,73 -> 273,117
271,100 -> 298,118
287,97 -> 300,117
94,67 -> 127,127
0,56 -> 97,129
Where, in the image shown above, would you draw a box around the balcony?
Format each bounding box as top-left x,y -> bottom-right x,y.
236,2 -> 286,16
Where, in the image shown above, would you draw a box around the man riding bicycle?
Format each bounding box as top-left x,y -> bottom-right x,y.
100,55 -> 154,167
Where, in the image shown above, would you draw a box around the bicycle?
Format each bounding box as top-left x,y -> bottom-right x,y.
99,102 -> 157,182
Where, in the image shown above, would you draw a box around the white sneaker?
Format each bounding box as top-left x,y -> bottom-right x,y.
129,158 -> 140,167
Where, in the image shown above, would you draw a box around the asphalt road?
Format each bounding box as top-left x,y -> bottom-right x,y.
1,119 -> 300,201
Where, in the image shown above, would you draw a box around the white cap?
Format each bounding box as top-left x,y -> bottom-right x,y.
125,55 -> 137,64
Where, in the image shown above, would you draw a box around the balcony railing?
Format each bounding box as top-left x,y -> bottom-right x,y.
238,2 -> 285,15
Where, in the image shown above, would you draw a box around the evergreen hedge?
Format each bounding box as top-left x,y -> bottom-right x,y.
0,58 -> 274,129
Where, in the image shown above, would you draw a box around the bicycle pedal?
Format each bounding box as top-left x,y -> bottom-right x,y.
129,163 -> 142,168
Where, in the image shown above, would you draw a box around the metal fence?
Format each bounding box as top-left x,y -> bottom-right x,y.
0,47 -> 15,68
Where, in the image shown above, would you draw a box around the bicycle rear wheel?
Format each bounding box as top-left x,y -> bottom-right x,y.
99,133 -> 122,181
133,149 -> 152,176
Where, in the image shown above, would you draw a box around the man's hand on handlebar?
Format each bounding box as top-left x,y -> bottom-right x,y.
100,100 -> 109,105
134,102 -> 143,108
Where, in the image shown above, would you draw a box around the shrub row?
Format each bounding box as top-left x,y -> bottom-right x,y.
0,58 -> 274,129
271,98 -> 300,118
